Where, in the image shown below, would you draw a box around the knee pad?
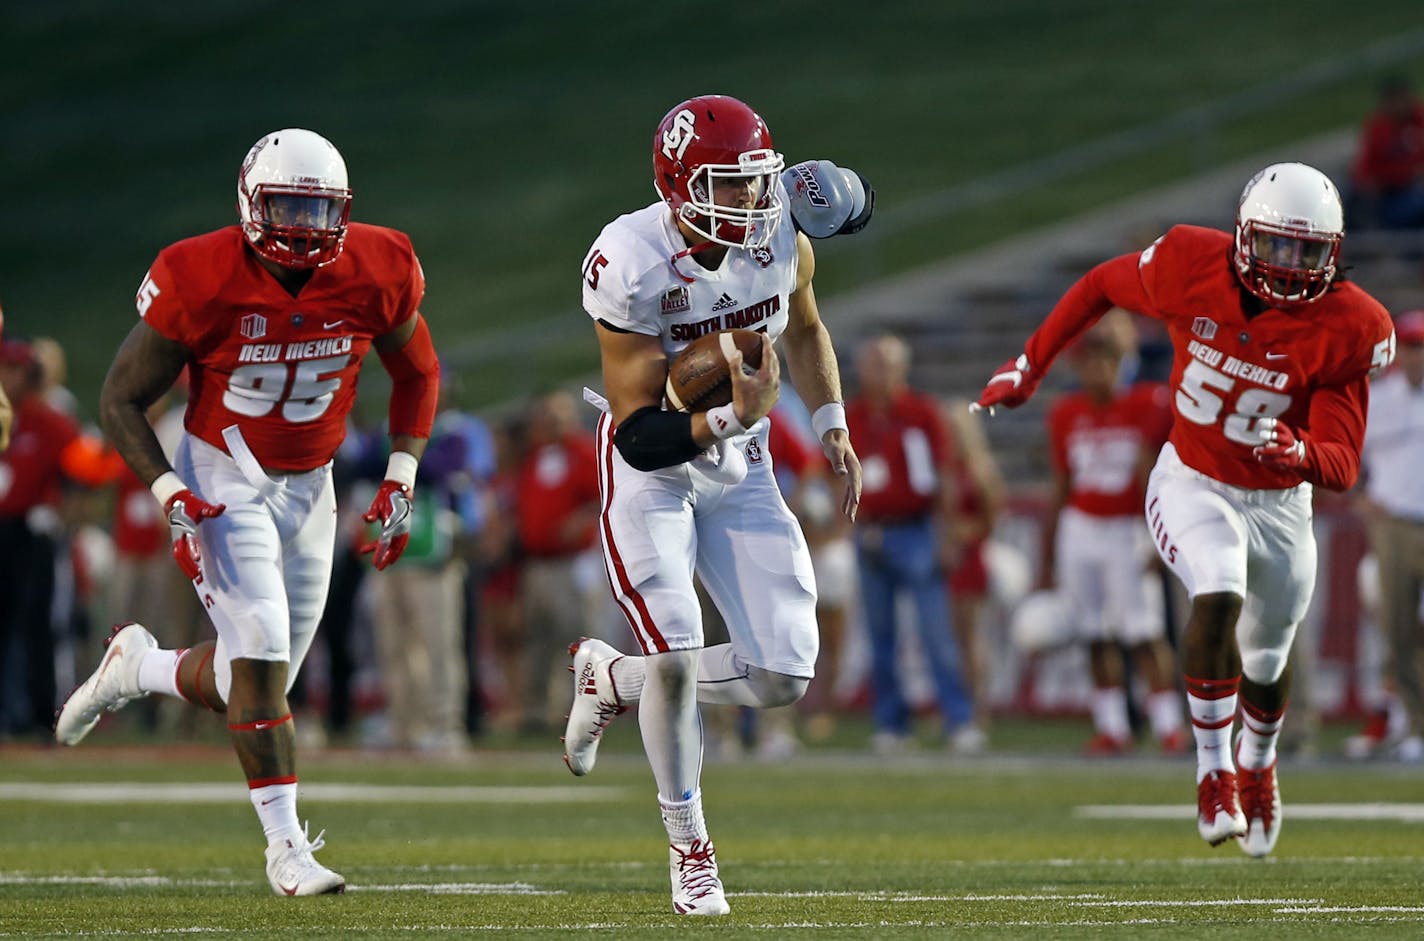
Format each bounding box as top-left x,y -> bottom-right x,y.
1240,646 -> 1290,685
746,667 -> 810,708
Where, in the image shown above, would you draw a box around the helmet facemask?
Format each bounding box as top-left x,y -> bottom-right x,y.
1235,219 -> 1340,305
244,185 -> 352,269
677,148 -> 784,249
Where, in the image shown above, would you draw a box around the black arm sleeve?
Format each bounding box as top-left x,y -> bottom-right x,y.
613,405 -> 703,471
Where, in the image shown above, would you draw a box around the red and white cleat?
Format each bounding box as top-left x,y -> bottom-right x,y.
561,637 -> 627,776
55,623 -> 157,746
1236,758 -> 1282,857
1196,769 -> 1247,846
670,838 -> 729,916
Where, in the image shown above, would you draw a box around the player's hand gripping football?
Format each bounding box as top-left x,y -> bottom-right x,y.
728,333 -> 780,428
1253,417 -> 1306,470
361,479 -> 414,571
970,354 -> 1041,415
165,489 -> 226,581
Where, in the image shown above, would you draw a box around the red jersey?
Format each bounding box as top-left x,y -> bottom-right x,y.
1024,225 -> 1395,491
1048,382 -> 1173,517
0,396 -> 79,517
1351,102 -> 1424,190
767,411 -> 816,478
846,389 -> 947,521
138,223 -> 424,471
112,467 -> 166,556
516,432 -> 599,557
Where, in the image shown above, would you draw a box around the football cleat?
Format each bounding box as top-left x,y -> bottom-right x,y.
265,823 -> 346,896
1236,758 -> 1282,858
562,637 -> 627,776
670,839 -> 730,916
1083,732 -> 1132,756
55,623 -> 158,746
1158,729 -> 1191,755
1196,769 -> 1248,846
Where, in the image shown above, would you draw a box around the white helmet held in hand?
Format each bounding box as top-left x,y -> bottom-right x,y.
238,128 -> 352,269
1234,162 -> 1343,306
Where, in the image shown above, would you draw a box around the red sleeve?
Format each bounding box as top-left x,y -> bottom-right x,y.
1298,378 -> 1368,491
390,250 -> 426,331
1024,253 -> 1151,375
137,255 -> 189,343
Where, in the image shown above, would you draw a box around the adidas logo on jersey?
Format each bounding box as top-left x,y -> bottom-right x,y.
711,293 -> 738,312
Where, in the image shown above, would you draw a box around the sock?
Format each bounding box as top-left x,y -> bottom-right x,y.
1090,686 -> 1131,741
249,781 -> 302,846
1147,690 -> 1184,738
1237,698 -> 1285,770
610,655 -> 646,704
638,651 -> 704,804
1185,674 -> 1239,783
659,790 -> 709,844
137,648 -> 186,699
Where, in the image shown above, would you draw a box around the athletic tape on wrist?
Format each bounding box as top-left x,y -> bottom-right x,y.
811,402 -> 849,440
385,451 -> 418,490
705,403 -> 746,440
150,471 -> 186,508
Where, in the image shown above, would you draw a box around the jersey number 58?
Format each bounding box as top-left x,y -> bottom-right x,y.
1175,359 -> 1291,445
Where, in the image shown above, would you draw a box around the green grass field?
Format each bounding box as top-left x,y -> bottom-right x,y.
3,720 -> 1422,939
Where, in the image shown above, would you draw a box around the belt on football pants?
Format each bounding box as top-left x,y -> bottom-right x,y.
221,424 -> 282,499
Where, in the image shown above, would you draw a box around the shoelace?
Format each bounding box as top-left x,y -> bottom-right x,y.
589,699 -> 627,738
673,840 -> 721,900
1199,771 -> 1239,818
1236,768 -> 1275,825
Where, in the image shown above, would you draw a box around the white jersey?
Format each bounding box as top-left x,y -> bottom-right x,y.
581,190 -> 800,358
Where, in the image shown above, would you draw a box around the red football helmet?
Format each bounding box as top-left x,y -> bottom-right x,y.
653,95 -> 784,249
237,128 -> 352,270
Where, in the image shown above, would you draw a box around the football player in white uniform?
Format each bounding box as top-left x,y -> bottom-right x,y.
565,95 -> 863,915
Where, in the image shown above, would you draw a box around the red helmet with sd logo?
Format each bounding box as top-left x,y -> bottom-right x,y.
653,95 -> 784,250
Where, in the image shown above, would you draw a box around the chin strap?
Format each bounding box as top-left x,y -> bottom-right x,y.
669,241 -> 719,284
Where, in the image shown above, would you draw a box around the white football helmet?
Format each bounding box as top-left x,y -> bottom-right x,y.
237,129 -> 352,269
1234,162 -> 1343,305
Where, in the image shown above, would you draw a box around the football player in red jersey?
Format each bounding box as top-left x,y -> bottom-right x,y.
975,163 -> 1397,857
55,129 -> 439,895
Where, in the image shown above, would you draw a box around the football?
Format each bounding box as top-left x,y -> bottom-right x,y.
664,329 -> 764,412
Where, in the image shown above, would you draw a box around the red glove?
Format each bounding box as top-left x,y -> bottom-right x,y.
1253,418 -> 1306,469
972,354 -> 1041,414
361,480 -> 414,571
165,490 -> 226,581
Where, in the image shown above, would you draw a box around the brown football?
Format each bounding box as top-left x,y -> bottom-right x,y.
664,329 -> 765,412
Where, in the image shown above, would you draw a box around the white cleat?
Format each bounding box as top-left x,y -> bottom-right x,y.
562,637 -> 627,776
670,838 -> 730,916
55,623 -> 158,746
1236,738 -> 1282,858
265,823 -> 346,896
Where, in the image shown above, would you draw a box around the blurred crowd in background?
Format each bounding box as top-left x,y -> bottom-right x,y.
2,75 -> 1422,760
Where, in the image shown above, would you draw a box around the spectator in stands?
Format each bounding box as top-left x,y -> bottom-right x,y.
1348,75 -> 1424,230
942,397 -> 1006,740
364,403 -> 473,754
0,338 -> 79,737
1354,310 -> 1424,761
846,333 -> 978,754
515,389 -> 600,732
1044,311 -> 1186,754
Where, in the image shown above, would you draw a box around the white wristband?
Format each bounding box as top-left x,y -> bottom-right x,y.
811,402 -> 849,440
705,403 -> 746,440
385,451 -> 419,490
150,471 -> 186,508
